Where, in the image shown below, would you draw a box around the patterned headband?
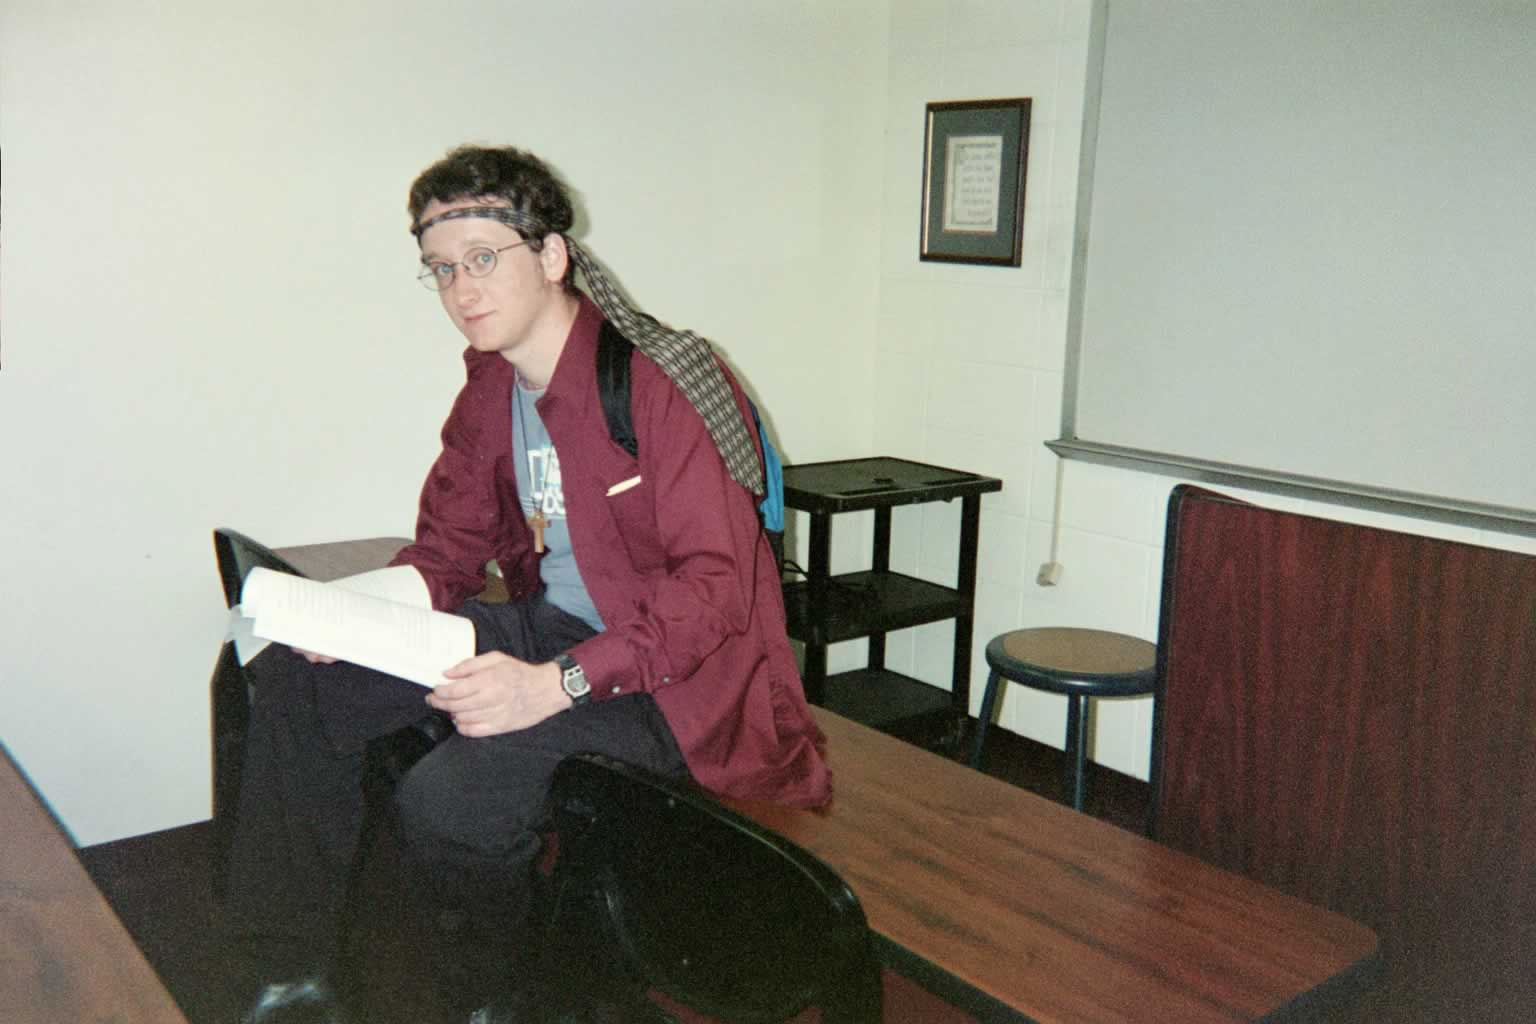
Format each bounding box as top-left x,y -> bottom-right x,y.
411,206 -> 762,492
411,205 -> 535,238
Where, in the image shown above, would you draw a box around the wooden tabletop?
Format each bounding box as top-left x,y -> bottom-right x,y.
267,536 -> 1378,1020
0,745 -> 189,1024
732,709 -> 1379,1022
277,536 -> 508,602
273,536 -> 414,582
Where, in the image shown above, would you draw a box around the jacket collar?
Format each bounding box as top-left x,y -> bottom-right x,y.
460,291 -> 603,397
541,293 -> 604,406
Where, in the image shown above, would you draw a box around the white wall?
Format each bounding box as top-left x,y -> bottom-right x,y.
859,0 -> 1113,758
0,0 -> 887,845
10,0 -> 1529,843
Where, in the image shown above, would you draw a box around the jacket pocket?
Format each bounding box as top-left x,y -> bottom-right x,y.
605,475 -> 665,574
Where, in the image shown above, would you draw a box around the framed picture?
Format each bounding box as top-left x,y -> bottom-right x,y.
919,98 -> 1031,266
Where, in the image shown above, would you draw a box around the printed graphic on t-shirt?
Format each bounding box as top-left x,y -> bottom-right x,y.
512,386 -> 604,630
525,446 -> 565,519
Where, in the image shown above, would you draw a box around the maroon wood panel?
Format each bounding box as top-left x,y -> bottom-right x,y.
1151,485 -> 1536,1021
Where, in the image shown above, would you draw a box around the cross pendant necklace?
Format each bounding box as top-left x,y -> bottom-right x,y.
514,373 -> 551,554
529,508 -> 548,553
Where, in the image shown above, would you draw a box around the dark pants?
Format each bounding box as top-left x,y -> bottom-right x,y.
221,597 -> 688,1012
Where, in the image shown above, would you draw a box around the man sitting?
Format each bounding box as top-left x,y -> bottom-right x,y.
224,144 -> 829,1024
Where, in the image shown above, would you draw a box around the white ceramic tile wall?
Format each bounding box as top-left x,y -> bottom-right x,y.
877,0 -> 1142,766
875,0 -> 1536,783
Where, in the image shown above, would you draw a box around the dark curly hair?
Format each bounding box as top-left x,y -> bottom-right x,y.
408,144 -> 578,289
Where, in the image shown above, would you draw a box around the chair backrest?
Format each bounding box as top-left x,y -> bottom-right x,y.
542,754 -> 882,1024
213,527 -> 306,607
1151,484 -> 1536,1021
210,527 -> 311,895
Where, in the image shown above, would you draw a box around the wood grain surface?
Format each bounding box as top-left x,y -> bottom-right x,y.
734,709 -> 1377,1022
265,534 -> 1379,1021
1,746 -> 188,1024
277,536 -> 507,602
1152,486 -> 1536,1021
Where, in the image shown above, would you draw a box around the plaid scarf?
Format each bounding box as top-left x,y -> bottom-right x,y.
413,206 -> 763,493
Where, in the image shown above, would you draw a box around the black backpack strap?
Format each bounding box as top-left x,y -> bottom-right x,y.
596,319 -> 638,459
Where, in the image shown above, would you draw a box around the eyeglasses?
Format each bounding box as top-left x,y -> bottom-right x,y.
417,241 -> 531,291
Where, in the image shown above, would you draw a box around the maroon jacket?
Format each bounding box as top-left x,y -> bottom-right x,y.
390,296 -> 830,807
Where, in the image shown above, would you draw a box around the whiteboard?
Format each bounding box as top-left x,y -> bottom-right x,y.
1063,0 -> 1536,524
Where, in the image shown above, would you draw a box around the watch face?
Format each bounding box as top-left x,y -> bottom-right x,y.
561,661 -> 590,699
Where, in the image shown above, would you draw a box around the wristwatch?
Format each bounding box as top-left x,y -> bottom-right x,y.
554,652 -> 591,706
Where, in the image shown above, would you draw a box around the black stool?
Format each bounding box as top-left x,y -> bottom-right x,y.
969,627 -> 1156,811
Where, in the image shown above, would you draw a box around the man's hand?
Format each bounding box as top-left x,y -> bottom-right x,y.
427,652 -> 569,738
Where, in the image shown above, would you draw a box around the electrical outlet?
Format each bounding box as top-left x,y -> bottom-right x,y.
1036,561 -> 1063,586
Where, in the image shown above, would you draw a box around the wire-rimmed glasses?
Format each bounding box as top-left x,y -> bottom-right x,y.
417,241 -> 532,291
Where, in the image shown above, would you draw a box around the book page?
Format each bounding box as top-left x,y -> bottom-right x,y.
229,564 -> 431,665
240,567 -> 473,688
328,564 -> 432,607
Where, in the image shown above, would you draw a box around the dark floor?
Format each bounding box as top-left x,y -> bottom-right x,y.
78,723 -> 1150,1023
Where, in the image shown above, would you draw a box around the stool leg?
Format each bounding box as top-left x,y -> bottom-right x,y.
1065,695 -> 1091,811
969,670 -> 1002,770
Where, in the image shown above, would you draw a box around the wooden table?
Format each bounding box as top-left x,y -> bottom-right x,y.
276,535 -> 506,600
731,710 -> 1379,1023
275,535 -> 413,582
271,537 -> 1379,1021
0,744 -> 189,1024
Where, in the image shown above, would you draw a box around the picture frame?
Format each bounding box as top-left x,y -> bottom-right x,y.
919,98 -> 1031,266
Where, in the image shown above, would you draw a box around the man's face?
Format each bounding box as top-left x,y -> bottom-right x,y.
416,197 -> 564,362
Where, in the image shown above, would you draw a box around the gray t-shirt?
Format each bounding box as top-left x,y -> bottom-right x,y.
512,381 -> 604,631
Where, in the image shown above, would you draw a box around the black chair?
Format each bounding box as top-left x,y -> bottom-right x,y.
209,528 -> 306,895
208,527 -> 449,898
534,753 -> 882,1024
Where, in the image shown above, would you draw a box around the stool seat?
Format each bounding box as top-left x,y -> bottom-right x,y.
989,628 -> 1156,696
970,627 -> 1156,811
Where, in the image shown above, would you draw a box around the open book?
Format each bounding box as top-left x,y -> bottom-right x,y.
236,566 -> 474,688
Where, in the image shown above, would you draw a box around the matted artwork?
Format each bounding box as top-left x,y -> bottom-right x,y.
919,99 -> 1031,266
